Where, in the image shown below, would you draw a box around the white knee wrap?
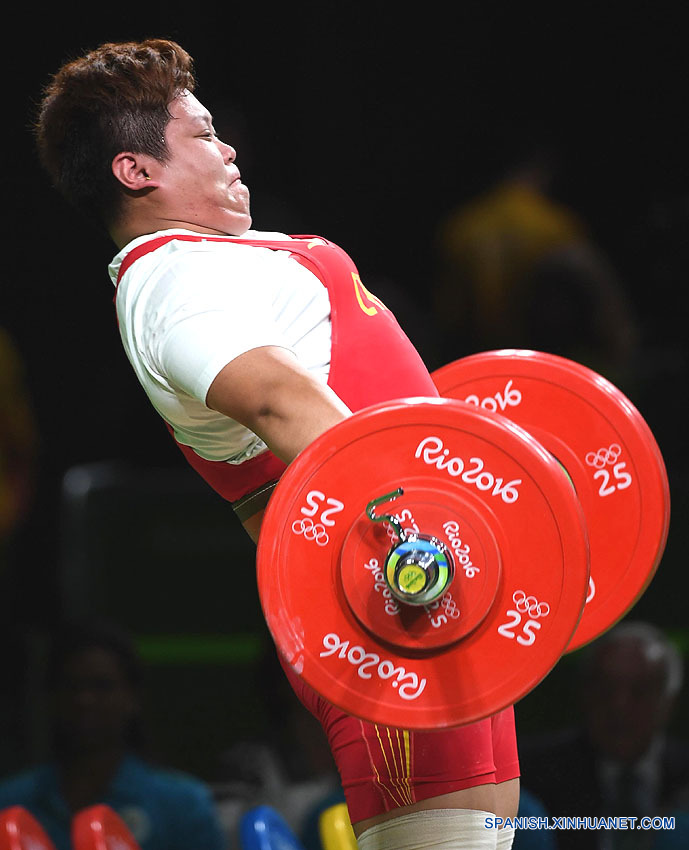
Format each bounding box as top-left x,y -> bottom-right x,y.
356,808 -> 498,850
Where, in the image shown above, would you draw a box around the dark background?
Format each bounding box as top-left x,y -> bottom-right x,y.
1,2 -> 687,779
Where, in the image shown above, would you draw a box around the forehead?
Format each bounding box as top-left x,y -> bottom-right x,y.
167,91 -> 212,128
592,640 -> 665,683
60,647 -> 127,681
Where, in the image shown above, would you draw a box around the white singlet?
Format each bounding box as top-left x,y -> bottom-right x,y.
109,229 -> 332,463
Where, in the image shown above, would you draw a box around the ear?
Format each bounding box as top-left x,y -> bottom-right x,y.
111,152 -> 161,191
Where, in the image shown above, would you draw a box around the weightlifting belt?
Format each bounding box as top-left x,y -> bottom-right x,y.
115,234 -> 439,512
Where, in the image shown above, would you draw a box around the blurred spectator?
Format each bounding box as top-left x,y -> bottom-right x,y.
0,619 -> 227,850
0,326 -> 37,561
431,142 -> 639,387
0,326 -> 38,772
519,621 -> 689,849
214,644 -> 341,850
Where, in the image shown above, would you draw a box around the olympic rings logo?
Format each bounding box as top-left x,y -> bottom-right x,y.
291,517 -> 330,547
512,590 -> 550,619
585,443 -> 622,469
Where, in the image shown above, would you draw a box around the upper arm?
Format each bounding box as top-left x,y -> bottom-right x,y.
138,250 -> 293,403
166,783 -> 227,850
206,345 -> 351,465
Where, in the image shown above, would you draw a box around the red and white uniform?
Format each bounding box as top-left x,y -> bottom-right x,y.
111,230 -> 519,823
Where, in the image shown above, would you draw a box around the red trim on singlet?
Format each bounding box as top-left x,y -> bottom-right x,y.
115,235 -> 184,283
115,233 -> 439,502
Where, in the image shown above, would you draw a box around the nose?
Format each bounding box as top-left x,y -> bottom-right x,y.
219,139 -> 236,164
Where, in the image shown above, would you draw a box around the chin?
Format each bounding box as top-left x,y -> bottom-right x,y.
233,213 -> 253,235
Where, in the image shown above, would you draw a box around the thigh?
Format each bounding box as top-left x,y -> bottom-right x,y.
491,707 -> 520,783
280,657 -> 498,823
356,809 -> 499,850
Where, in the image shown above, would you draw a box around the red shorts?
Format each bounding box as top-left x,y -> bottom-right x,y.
280,658 -> 520,824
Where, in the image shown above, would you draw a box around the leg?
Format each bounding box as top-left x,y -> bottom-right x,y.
279,656 -> 499,835
352,784 -> 499,837
356,809 -> 499,849
322,711 -> 499,835
496,821 -> 516,850
495,778 -> 520,821
492,707 -> 520,850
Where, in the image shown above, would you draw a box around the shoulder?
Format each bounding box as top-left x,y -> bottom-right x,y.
115,230 -> 301,286
0,765 -> 52,806
113,758 -> 225,849
121,757 -> 214,804
662,737 -> 689,779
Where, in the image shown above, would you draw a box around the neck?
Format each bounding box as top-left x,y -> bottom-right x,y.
110,211 -> 251,251
59,747 -> 127,812
111,221 -> 227,251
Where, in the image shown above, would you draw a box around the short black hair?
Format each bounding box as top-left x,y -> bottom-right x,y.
580,620 -> 683,698
35,38 -> 196,225
45,618 -> 143,692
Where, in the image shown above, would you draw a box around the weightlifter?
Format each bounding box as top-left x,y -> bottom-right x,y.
36,39 -> 520,849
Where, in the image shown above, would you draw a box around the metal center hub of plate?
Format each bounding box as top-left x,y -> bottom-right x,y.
386,533 -> 454,605
340,487 -> 502,652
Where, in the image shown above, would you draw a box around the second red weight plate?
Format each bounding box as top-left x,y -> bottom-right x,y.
432,350 -> 670,651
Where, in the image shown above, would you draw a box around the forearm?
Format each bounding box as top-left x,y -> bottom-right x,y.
247,381 -> 350,464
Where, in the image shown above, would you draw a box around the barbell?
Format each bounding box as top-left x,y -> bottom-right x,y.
256,350 -> 670,730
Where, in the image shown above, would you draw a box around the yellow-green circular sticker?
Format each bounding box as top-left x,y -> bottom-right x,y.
397,564 -> 427,594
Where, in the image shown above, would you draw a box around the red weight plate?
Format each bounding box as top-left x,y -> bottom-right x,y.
432,350 -> 670,651
72,806 -> 141,850
0,807 -> 55,850
257,398 -> 589,729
